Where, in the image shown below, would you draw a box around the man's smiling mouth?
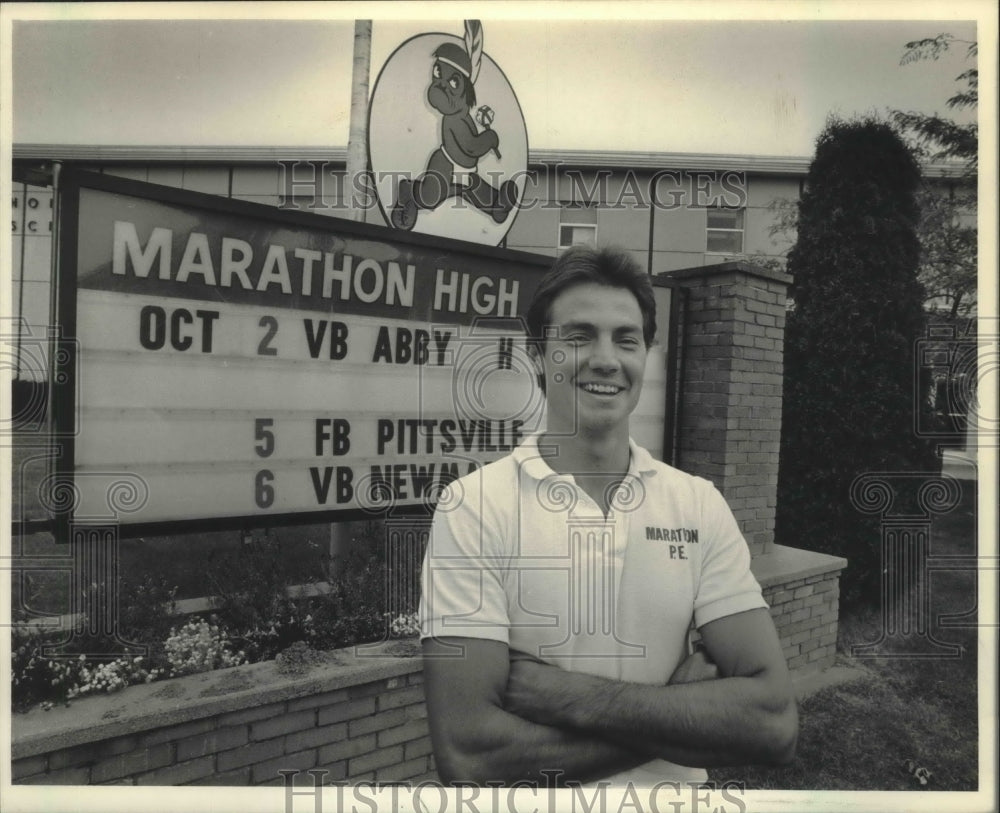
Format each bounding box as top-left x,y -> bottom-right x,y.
579,382 -> 625,395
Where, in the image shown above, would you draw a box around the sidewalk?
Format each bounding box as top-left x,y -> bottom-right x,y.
941,448 -> 977,480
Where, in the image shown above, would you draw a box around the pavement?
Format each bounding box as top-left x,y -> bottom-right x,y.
941,448 -> 978,481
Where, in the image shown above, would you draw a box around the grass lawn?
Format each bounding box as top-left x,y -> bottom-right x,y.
709,478 -> 980,791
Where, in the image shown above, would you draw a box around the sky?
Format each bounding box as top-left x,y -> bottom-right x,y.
4,3 -> 989,158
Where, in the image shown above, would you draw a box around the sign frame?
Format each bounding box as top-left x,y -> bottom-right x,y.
50,168 -> 559,539
46,167 -> 680,540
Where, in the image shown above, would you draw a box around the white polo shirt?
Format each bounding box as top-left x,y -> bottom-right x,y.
419,433 -> 768,785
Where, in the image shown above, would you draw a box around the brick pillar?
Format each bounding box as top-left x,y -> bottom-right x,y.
660,262 -> 792,557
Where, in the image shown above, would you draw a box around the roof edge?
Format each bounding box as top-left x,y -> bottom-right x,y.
11,143 -> 967,178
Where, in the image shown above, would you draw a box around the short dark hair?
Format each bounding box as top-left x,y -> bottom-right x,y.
525,245 -> 657,354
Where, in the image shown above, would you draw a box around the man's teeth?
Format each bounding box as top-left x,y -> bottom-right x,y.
581,383 -> 622,394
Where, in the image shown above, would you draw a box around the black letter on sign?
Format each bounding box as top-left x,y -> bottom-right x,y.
310,466 -> 333,503
196,310 -> 219,352
497,337 -> 513,370
330,321 -> 349,360
258,316 -> 279,356
255,470 -> 275,508
372,326 -> 392,363
331,419 -> 350,455
396,328 -> 412,364
336,467 -> 354,504
170,309 -> 194,351
255,418 -> 275,457
304,319 -> 327,359
139,305 -> 166,350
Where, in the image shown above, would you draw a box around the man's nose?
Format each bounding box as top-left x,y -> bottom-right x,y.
587,336 -> 620,372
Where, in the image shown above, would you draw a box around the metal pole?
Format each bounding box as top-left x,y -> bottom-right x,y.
330,21 -> 374,569
346,20 -> 372,223
46,162 -> 62,437
15,180 -> 28,378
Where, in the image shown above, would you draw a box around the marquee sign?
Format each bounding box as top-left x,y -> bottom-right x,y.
51,171 -> 675,535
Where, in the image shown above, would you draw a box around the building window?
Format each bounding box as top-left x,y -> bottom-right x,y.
559,203 -> 597,248
706,206 -> 745,254
559,224 -> 597,248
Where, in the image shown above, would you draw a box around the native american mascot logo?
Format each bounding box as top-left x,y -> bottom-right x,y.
368,21 -> 528,246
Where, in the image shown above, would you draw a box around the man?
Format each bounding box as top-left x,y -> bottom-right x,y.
419,246 -> 797,787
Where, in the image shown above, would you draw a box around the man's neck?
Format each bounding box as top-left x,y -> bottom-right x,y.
540,424 -> 631,477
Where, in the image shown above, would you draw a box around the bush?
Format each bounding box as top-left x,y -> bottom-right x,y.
302,521 -> 400,650
11,521 -> 416,710
11,624 -> 82,711
776,117 -> 937,606
205,532 -> 299,633
164,619 -> 245,676
69,656 -> 164,698
11,570 -> 180,711
117,572 -> 178,671
387,613 -> 421,638
204,521 -> 404,656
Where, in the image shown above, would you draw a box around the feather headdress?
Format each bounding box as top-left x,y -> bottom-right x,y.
464,20 -> 483,85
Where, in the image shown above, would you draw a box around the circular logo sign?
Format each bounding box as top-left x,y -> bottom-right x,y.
368,26 -> 528,246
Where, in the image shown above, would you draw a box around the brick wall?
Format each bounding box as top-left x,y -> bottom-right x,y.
764,573 -> 841,674
12,645 -> 434,787
753,545 -> 847,676
663,262 -> 793,557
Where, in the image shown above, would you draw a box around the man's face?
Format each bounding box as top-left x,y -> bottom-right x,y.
427,60 -> 468,115
535,282 -> 648,435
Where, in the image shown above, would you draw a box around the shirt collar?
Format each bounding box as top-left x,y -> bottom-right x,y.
512,432 -> 659,481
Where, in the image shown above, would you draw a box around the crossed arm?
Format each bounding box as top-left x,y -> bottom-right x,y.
421,608 -> 798,785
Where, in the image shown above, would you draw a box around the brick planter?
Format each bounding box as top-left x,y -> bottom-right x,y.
11,640 -> 433,787
753,545 -> 847,675
12,548 -> 845,788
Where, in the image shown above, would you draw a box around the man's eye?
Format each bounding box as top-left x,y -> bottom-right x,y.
449,77 -> 460,90
433,64 -> 441,79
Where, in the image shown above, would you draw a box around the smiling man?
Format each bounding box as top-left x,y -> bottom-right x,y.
419,246 -> 797,788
